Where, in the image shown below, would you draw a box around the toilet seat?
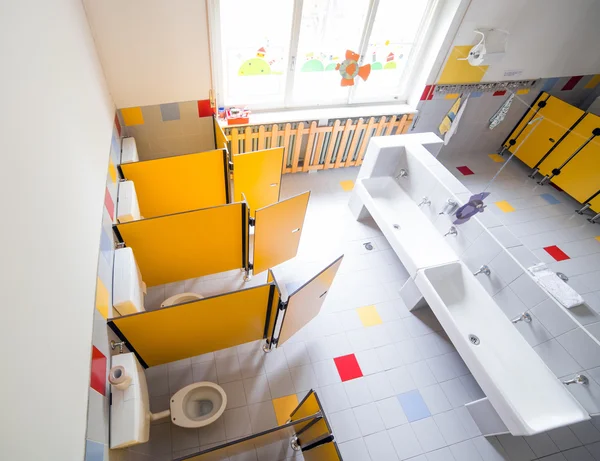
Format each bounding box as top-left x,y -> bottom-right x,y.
170,382 -> 227,428
161,292 -> 204,308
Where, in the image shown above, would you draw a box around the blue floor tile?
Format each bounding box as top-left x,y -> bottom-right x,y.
85,439 -> 104,461
397,390 -> 431,422
540,193 -> 560,205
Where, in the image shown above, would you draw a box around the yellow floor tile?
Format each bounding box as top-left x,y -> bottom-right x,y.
445,93 -> 460,99
516,88 -> 530,95
121,107 -> 144,126
357,305 -> 383,327
495,200 -> 515,213
488,154 -> 505,163
272,394 -> 299,425
595,236 -> 600,242
340,180 -> 355,191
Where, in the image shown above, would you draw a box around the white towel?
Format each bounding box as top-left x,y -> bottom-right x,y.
527,263 -> 584,309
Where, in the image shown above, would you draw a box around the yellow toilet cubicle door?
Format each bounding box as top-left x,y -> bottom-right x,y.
291,390 -> 333,447
277,255 -> 344,346
590,193 -> 600,213
119,149 -> 228,218
110,284 -> 275,367
214,117 -> 229,151
505,93 -> 584,167
302,442 -> 343,461
233,147 -> 284,217
253,191 -> 310,275
115,203 -> 244,287
540,113 -> 600,202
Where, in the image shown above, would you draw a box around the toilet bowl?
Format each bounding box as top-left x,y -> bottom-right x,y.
169,382 -> 227,428
161,292 -> 204,308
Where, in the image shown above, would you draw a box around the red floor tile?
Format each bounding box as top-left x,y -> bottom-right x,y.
334,354 -> 363,382
544,245 -> 570,261
90,346 -> 107,396
456,166 -> 474,176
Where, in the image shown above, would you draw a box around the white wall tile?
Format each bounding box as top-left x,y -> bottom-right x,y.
509,273 -> 548,309
534,339 -> 582,377
411,417 -> 446,452
353,403 -> 386,436
376,396 -> 409,428
531,299 -> 579,337
557,328 -> 600,370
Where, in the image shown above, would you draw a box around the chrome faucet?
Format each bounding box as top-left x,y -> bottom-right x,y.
563,374 -> 589,385
511,313 -> 532,324
439,198 -> 459,215
111,340 -> 126,354
473,265 -> 490,276
444,226 -> 457,237
418,196 -> 431,207
396,168 -> 408,179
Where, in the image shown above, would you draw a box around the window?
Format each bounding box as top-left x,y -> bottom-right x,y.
210,0 -> 439,110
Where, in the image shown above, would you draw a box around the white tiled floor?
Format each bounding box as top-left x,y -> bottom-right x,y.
121,162 -> 600,461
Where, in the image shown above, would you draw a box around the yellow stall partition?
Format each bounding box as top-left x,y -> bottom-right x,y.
213,117 -> 229,151
234,147 -> 284,216
119,149 -> 228,218
253,191 -> 310,275
115,203 -> 244,287
503,93 -> 585,167
302,442 -> 343,461
291,390 -> 333,448
277,256 -> 344,346
109,284 -> 276,367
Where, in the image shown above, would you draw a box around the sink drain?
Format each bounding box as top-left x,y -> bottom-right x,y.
468,334 -> 480,345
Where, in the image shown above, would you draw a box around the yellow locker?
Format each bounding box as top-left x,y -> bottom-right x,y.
234,148 -> 284,217
119,149 -> 228,218
505,93 -> 584,167
115,204 -> 243,287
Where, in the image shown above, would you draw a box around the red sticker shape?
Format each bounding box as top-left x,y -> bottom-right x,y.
104,188 -> 114,221
456,166 -> 474,176
493,90 -> 507,96
90,346 -> 107,396
334,354 -> 363,382
544,245 -> 570,261
562,76 -> 583,91
114,114 -> 121,137
197,99 -> 214,117
420,85 -> 433,101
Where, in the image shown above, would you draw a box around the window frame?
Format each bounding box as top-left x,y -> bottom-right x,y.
208,0 -> 442,111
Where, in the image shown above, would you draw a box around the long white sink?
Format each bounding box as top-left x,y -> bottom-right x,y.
356,176 -> 458,276
415,262 -> 588,435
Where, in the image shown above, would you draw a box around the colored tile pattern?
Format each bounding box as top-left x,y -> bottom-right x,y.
197,99 -> 213,117
420,85 -> 435,101
444,93 -> 460,100
114,114 -> 121,137
95,278 -> 109,319
544,245 -> 570,261
516,88 -> 530,95
585,74 -> 600,89
121,107 -> 144,126
108,160 -> 117,183
272,394 -> 299,425
90,346 -> 107,396
469,92 -> 483,98
397,390 -> 430,422
104,188 -> 114,221
357,305 -> 383,327
542,77 -> 559,92
540,193 -> 560,205
596,236 -> 600,242
160,102 -> 181,121
488,154 -> 505,163
495,200 -> 515,213
562,76 -> 583,91
334,354 -> 363,382
493,90 -> 507,96
85,439 -> 104,461
456,166 -> 474,176
340,180 -> 355,191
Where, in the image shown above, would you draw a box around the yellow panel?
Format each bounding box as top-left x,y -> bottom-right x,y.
273,394 -> 299,425
488,154 -> 505,163
357,305 -> 383,326
302,442 -> 343,461
586,75 -> 600,89
214,118 -> 229,151
112,284 -> 272,366
108,160 -> 117,183
339,180 -> 355,191
234,148 -> 284,217
121,107 -> 144,126
116,204 -> 243,286
506,95 -> 584,167
120,150 -> 227,218
278,256 -> 344,345
95,277 -> 109,319
437,46 -> 489,84
253,191 -> 310,275
495,200 -> 515,213
444,93 -> 460,99
503,93 -> 550,150
548,117 -> 600,203
290,391 -> 321,422
592,195 -> 600,213
516,88 -> 530,95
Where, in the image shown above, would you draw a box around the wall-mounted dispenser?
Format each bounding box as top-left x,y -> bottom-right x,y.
113,247 -> 146,316
458,28 -> 508,66
117,181 -> 141,223
121,137 -> 139,163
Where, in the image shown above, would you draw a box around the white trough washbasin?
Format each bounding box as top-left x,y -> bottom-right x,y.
415,262 -> 588,435
356,176 -> 458,276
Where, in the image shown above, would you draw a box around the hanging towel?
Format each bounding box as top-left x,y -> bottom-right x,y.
489,93 -> 514,130
440,96 -> 469,145
439,97 -> 460,137
527,263 -> 584,309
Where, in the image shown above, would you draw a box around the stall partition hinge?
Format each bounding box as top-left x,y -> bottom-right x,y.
247,263 -> 254,271
249,217 -> 256,226
279,300 -> 288,311
229,161 -> 234,171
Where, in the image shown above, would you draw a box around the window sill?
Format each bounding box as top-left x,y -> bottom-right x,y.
218,103 -> 417,128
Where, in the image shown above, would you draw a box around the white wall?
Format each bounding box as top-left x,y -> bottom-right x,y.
83,0 -> 213,108
435,0 -> 600,82
0,1 -> 114,460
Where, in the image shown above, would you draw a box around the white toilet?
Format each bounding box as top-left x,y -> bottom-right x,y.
109,353 -> 227,448
161,292 -> 204,308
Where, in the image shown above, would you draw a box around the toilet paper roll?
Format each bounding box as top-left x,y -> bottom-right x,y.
109,365 -> 132,390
